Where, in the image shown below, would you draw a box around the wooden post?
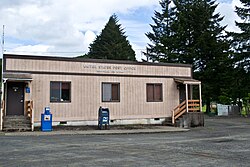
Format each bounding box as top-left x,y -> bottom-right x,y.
0,102 -> 2,131
31,101 -> 34,131
29,81 -> 34,131
172,110 -> 175,124
0,82 -> 6,131
186,84 -> 189,113
199,83 -> 202,112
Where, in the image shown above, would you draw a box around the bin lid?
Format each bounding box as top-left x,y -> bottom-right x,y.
102,111 -> 108,114
45,107 -> 50,114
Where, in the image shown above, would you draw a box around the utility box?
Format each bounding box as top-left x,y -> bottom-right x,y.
41,107 -> 52,131
98,107 -> 110,130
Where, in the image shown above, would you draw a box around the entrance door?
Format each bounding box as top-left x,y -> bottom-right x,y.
6,82 -> 25,115
179,84 -> 186,103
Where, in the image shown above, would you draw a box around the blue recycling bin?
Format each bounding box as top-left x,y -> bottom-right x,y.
41,107 -> 52,131
98,107 -> 110,130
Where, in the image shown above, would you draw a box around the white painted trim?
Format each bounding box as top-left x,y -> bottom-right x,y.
185,84 -> 189,113
199,84 -> 202,112
3,78 -> 33,81
183,81 -> 201,85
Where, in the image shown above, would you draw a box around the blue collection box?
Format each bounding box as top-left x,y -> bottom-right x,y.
41,107 -> 52,131
98,107 -> 110,130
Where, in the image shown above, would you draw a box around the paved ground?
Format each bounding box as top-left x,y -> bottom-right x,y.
0,116 -> 250,167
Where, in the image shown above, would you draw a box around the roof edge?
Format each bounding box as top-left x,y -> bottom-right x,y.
174,77 -> 201,85
3,54 -> 192,68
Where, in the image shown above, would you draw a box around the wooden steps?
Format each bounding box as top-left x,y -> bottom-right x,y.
3,115 -> 31,132
172,100 -> 201,124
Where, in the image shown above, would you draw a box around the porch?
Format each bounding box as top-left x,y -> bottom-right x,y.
0,72 -> 34,131
172,78 -> 203,126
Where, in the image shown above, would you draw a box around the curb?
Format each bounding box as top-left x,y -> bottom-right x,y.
3,127 -> 189,136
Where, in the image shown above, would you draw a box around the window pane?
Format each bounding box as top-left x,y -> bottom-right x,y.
112,84 -> 119,101
61,83 -> 70,101
102,83 -> 112,101
154,84 -> 162,101
147,84 -> 154,102
50,82 -> 71,102
50,82 -> 60,102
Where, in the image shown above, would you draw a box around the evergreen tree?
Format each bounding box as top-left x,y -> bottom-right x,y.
87,14 -> 136,61
233,0 -> 250,70
146,0 -> 178,63
229,0 -> 250,105
146,0 -> 230,112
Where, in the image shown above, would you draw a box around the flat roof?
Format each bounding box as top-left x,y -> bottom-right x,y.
174,78 -> 201,85
3,72 -> 33,81
3,54 -> 192,68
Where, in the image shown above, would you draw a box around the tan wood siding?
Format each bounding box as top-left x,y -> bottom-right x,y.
5,58 -> 191,77
4,56 -> 191,123
31,74 -> 179,122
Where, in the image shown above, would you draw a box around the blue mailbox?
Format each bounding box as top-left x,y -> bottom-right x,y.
41,107 -> 52,131
98,107 -> 110,130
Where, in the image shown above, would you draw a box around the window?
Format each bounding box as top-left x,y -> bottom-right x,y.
102,83 -> 120,102
146,83 -> 163,102
50,82 -> 71,102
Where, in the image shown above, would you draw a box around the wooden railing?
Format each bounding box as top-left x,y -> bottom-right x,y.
25,100 -> 33,119
172,100 -> 200,124
188,100 -> 200,112
172,101 -> 187,124
26,100 -> 34,131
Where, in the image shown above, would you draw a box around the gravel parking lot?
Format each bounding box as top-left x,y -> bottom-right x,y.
0,116 -> 250,167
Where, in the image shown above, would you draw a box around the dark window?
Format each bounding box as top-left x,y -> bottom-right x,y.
146,83 -> 163,102
102,83 -> 120,102
50,82 -> 71,102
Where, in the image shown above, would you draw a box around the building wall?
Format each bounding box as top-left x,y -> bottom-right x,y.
31,74 -> 179,122
4,55 -> 192,124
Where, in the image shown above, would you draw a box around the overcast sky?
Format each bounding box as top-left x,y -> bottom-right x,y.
0,0 -> 242,60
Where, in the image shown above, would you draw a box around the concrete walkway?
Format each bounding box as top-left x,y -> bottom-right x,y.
2,126 -> 189,136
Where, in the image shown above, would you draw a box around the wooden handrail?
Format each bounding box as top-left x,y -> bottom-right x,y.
189,108 -> 200,111
173,100 -> 186,111
172,101 -> 186,124
25,100 -> 34,131
172,100 -> 201,124
188,100 -> 200,103
188,100 -> 200,112
26,100 -> 33,119
188,104 -> 200,107
174,105 -> 186,116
